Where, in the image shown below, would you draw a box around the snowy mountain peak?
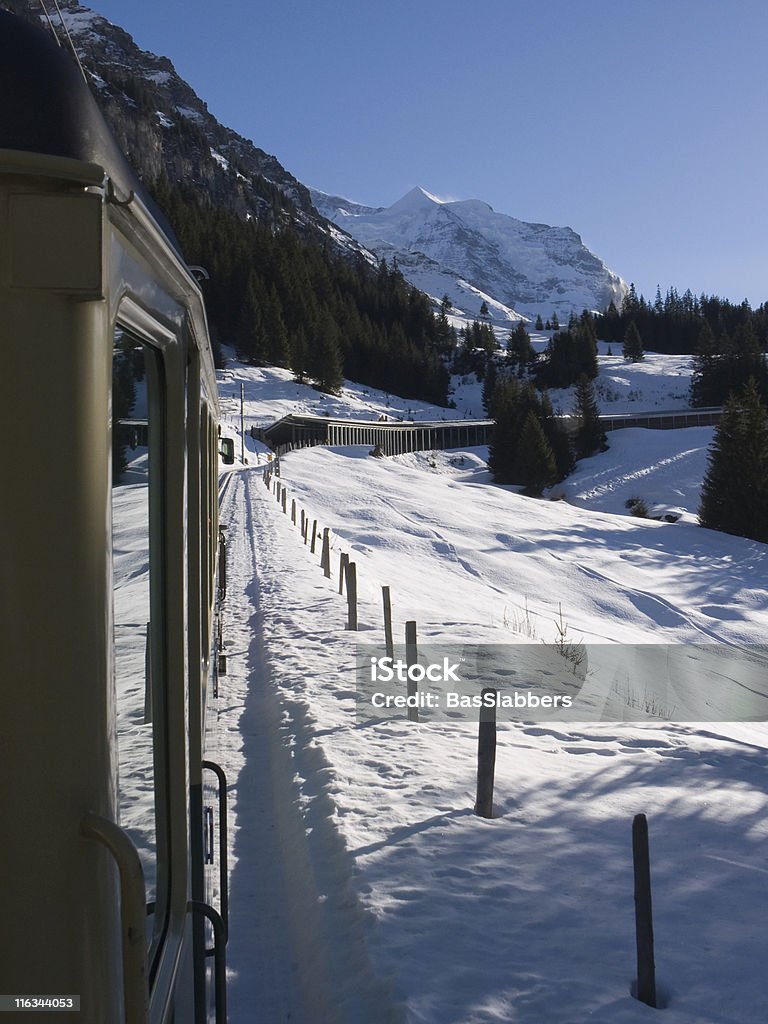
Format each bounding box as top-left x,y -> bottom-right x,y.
311,185 -> 627,324
389,186 -> 447,210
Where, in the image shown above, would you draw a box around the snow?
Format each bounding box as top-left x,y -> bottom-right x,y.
210,148 -> 230,171
112,461 -> 156,899
216,359 -> 470,434
110,352 -> 768,1022
176,104 -> 204,122
591,347 -> 694,413
561,427 -> 712,522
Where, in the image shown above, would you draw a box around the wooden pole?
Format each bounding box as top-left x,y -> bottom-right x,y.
346,561 -> 358,631
310,520 -> 318,554
632,813 -> 657,1009
339,552 -> 349,595
405,620 -> 418,722
474,688 -> 497,818
281,489 -> 287,514
291,498 -> 296,525
382,586 -> 394,660
321,528 -> 331,578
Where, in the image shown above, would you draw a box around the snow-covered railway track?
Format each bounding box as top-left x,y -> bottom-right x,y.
212,470 -> 400,1024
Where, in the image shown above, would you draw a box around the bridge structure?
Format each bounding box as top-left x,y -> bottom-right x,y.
262,414 -> 493,456
261,407 -> 723,457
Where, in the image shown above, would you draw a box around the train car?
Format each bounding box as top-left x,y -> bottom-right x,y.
0,12 -> 229,1022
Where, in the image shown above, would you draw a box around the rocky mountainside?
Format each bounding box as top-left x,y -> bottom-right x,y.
312,186 -> 627,324
5,0 -> 625,331
3,0 -> 354,247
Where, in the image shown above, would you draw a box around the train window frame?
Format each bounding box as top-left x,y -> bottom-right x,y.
112,322 -> 171,980
112,295 -> 192,1013
111,325 -> 161,930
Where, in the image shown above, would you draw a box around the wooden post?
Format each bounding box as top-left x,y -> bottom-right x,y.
291,498 -> 296,524
346,561 -> 358,631
282,489 -> 288,514
405,620 -> 418,722
339,552 -> 349,595
382,586 -> 394,660
310,520 -> 318,554
474,688 -> 497,818
632,813 -> 657,1009
302,512 -> 308,544
321,528 -> 331,578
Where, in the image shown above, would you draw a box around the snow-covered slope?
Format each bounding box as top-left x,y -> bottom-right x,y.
210,409 -> 768,1023
312,185 -> 627,323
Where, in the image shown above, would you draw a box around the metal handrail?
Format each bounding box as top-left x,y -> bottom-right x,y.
187,901 -> 227,1024
81,813 -> 149,1023
202,760 -> 229,936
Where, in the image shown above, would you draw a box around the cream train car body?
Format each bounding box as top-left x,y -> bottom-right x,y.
0,12 -> 228,1022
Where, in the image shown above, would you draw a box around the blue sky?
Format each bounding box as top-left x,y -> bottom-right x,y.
87,0 -> 767,306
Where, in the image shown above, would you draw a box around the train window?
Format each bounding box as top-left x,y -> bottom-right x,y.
111,326 -> 165,966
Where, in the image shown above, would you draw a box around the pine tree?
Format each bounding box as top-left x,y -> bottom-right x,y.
487,377 -> 521,482
572,375 -> 605,459
623,321 -> 645,362
699,379 -> 768,542
311,311 -> 344,393
482,358 -> 498,415
264,286 -> 290,366
235,271 -> 268,363
622,283 -> 640,317
574,314 -> 599,379
513,412 -> 558,496
507,322 -> 535,376
290,325 -> 309,382
537,388 -> 575,479
690,321 -> 718,406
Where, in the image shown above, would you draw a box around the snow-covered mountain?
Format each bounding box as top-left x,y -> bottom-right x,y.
312,185 -> 627,324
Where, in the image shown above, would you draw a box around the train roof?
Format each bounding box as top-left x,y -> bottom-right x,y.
0,11 -> 180,250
